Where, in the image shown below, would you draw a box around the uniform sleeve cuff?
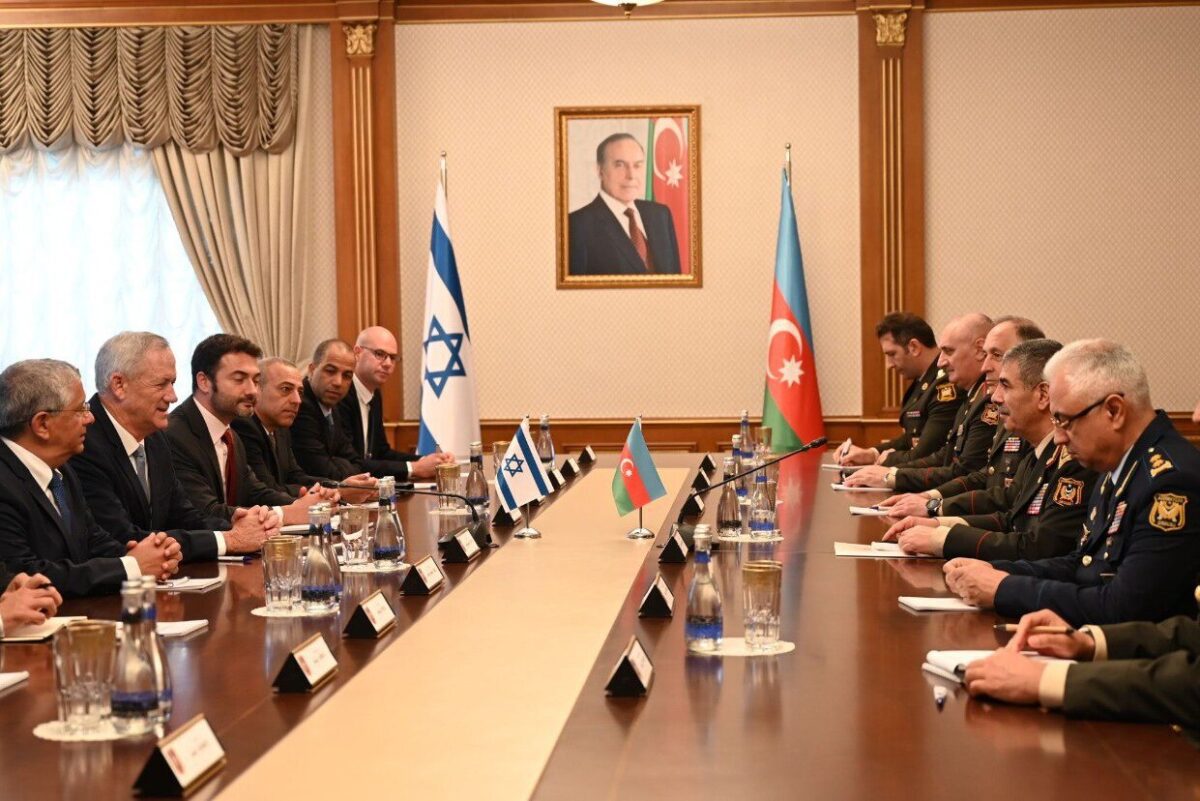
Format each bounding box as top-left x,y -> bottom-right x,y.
1037,660 -> 1071,708
121,555 -> 142,579
1082,625 -> 1107,661
927,489 -> 942,500
214,532 -> 227,556
886,468 -> 897,488
937,516 -> 967,528
931,526 -> 950,556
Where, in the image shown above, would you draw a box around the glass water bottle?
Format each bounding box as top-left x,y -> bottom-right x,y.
716,456 -> 742,539
685,525 -> 723,653
111,580 -> 158,735
731,434 -> 747,499
464,441 -> 489,514
536,414 -> 555,470
139,576 -> 172,725
373,477 -> 406,569
750,463 -> 776,539
301,506 -> 342,611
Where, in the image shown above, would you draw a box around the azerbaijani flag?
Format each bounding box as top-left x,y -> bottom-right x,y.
647,116 -> 690,275
761,168 -> 825,452
611,419 -> 667,516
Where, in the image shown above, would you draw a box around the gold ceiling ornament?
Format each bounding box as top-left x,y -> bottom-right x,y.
343,22 -> 377,57
873,12 -> 908,48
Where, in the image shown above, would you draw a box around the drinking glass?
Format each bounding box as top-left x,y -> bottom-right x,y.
754,426 -> 774,453
339,506 -> 372,565
492,441 -> 509,476
436,463 -> 462,511
742,561 -> 783,651
54,620 -> 117,734
263,535 -> 303,610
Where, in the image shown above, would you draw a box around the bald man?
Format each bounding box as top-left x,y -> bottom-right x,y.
338,327 -> 451,481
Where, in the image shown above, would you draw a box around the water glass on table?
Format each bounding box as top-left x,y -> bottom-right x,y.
53,620 -> 118,734
436,463 -> 462,511
263,535 -> 303,610
492,441 -> 509,476
339,506 -> 373,565
742,560 -> 783,651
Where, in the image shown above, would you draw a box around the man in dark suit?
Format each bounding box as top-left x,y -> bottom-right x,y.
165,334 -> 324,525
342,329 -> 451,480
292,339 -> 374,480
963,603 -> 1200,730
72,332 -> 274,562
942,339 -> 1200,625
0,359 -> 180,597
234,356 -> 374,501
567,132 -> 681,276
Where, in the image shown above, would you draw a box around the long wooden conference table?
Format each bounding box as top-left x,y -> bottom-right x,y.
1,451 -> 1197,800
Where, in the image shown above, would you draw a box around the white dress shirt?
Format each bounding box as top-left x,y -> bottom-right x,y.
352,374 -> 374,454
1,437 -> 139,578
599,188 -> 647,239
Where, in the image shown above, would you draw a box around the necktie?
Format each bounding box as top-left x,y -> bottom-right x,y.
132,444 -> 151,502
48,470 -> 72,531
221,429 -> 238,506
624,208 -> 653,271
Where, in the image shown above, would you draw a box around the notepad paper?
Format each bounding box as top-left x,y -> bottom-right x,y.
155,577 -> 224,593
834,542 -> 931,559
898,596 -> 979,612
849,506 -> 890,516
157,620 -> 209,638
923,649 -> 1071,684
821,463 -> 863,472
0,672 -> 29,692
830,483 -> 891,493
0,616 -> 88,642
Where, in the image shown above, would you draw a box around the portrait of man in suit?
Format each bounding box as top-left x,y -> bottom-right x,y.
557,108 -> 700,288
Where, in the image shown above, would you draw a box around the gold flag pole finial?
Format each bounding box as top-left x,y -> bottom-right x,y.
439,151 -> 448,197
784,143 -> 792,185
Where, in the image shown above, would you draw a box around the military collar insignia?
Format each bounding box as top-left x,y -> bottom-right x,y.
1148,450 -> 1175,478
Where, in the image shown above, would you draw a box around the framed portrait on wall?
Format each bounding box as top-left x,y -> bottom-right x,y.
555,105 -> 701,289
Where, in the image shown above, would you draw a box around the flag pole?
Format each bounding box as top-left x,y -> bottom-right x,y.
784,143 -> 792,185
439,151 -> 448,196
625,415 -> 654,540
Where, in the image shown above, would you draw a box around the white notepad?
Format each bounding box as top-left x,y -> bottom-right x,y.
834,542 -> 931,559
849,505 -> 890,517
155,576 -> 224,593
0,672 -> 30,692
0,616 -> 87,642
922,649 -> 1070,683
821,463 -> 863,472
898,596 -> 979,612
830,483 -> 891,493
156,620 -> 209,638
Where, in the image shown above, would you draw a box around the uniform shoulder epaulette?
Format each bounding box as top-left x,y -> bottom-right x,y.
1145,446 -> 1176,479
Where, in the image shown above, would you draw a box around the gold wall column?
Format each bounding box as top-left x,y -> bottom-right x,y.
857,1 -> 925,420
332,2 -> 403,422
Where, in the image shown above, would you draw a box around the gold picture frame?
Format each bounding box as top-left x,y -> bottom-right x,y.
555,105 -> 701,289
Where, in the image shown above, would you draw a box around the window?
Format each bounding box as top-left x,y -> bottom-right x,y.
0,145 -> 221,393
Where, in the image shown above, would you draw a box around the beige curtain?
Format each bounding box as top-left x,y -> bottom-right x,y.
0,25 -> 296,155
151,25 -> 313,363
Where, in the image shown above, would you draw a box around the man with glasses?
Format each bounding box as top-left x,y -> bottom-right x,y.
0,359 -> 181,597
338,326 -> 453,480
939,339 -> 1200,625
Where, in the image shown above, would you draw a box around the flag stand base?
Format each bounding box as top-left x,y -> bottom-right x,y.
514,502 -> 540,539
625,508 -> 653,539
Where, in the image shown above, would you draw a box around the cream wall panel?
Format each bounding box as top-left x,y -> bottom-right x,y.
395,17 -> 860,420
298,24 -> 338,364
926,7 -> 1200,410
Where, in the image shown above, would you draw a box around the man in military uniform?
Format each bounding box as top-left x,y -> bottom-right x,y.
844,313 -> 995,487
837,312 -> 962,466
940,339 -> 1200,626
875,316 -> 1042,517
885,340 -> 1099,562
961,601 -> 1200,731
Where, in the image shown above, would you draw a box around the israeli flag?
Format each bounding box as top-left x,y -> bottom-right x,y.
417,174 -> 481,456
495,418 -> 552,512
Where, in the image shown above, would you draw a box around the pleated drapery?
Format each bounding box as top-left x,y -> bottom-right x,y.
0,25 -> 297,156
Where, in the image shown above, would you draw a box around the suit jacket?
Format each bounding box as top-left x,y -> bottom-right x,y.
231,414 -> 324,496
936,427 -> 1030,506
165,397 -> 292,522
891,377 -> 998,485
337,383 -> 414,479
567,195 -> 681,276
942,443 -> 1098,562
1063,614 -> 1200,729
0,445 -> 128,597
992,412 -> 1200,626
71,396 -> 224,563
291,379 -> 365,481
879,359 -> 963,464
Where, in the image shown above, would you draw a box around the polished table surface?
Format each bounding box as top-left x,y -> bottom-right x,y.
2,451 -> 1198,800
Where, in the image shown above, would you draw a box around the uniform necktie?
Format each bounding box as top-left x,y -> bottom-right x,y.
624,208 -> 652,271
132,444 -> 151,502
221,429 -> 238,506
48,470 -> 72,531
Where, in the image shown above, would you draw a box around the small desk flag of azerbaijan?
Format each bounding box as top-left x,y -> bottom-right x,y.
761,168 -> 825,452
612,418 -> 666,516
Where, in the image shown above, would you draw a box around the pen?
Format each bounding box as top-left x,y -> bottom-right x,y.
217,555 -> 254,564
933,684 -> 948,708
837,438 -> 851,462
993,624 -> 1076,636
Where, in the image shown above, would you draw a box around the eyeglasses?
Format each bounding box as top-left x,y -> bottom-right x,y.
365,348 -> 398,364
1050,393 -> 1122,431
42,402 -> 91,417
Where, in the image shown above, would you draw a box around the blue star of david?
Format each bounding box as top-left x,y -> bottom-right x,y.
504,454 -> 525,478
423,315 -> 467,398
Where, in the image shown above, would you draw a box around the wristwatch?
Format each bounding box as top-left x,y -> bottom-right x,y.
925,497 -> 942,516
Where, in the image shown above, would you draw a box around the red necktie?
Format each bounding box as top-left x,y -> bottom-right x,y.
221,429 -> 238,506
624,208 -> 654,272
